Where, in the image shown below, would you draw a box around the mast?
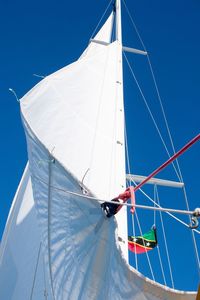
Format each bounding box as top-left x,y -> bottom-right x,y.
114,0 -> 129,261
115,0 -> 122,44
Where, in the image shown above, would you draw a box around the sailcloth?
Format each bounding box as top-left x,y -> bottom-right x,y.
0,11 -> 196,300
0,165 -> 53,299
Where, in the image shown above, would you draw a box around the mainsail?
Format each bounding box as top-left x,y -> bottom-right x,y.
0,0 -> 197,299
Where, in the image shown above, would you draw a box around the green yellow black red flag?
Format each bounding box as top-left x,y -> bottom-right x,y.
128,226 -> 157,254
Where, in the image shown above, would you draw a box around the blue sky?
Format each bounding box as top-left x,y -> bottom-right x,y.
0,0 -> 199,293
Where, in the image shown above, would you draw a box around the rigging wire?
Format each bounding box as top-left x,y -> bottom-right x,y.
154,186 -> 167,286
125,123 -> 138,270
123,54 -> 200,276
122,0 -> 200,278
32,172 -> 200,233
135,211 -> 155,281
123,52 -> 181,182
89,0 -> 113,40
125,115 -> 157,278
155,186 -> 174,288
130,178 -> 200,234
153,185 -> 156,226
156,244 -> 167,286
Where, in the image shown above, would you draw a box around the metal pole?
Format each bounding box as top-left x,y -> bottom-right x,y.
98,198 -> 196,216
115,0 -> 122,44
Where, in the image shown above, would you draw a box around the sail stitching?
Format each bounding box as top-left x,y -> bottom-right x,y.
47,156 -> 56,300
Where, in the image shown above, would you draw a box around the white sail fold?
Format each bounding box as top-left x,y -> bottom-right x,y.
22,119 -> 195,300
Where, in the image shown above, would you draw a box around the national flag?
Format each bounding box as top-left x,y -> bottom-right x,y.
128,226 -> 157,254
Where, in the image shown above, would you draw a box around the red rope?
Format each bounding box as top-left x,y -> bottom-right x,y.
113,133 -> 200,216
116,186 -> 135,214
134,133 -> 200,192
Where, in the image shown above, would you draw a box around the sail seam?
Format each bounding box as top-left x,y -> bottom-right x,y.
47,157 -> 56,300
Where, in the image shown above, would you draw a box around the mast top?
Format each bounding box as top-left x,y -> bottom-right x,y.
115,0 -> 122,44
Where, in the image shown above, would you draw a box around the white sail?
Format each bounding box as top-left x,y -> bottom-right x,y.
0,2 -> 197,299
20,12 -> 128,260
21,123 -> 196,300
0,165 -> 53,299
80,12 -> 114,59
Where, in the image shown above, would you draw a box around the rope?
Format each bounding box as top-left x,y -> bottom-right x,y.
155,186 -> 174,288
32,172 -> 199,216
9,88 -> 20,102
